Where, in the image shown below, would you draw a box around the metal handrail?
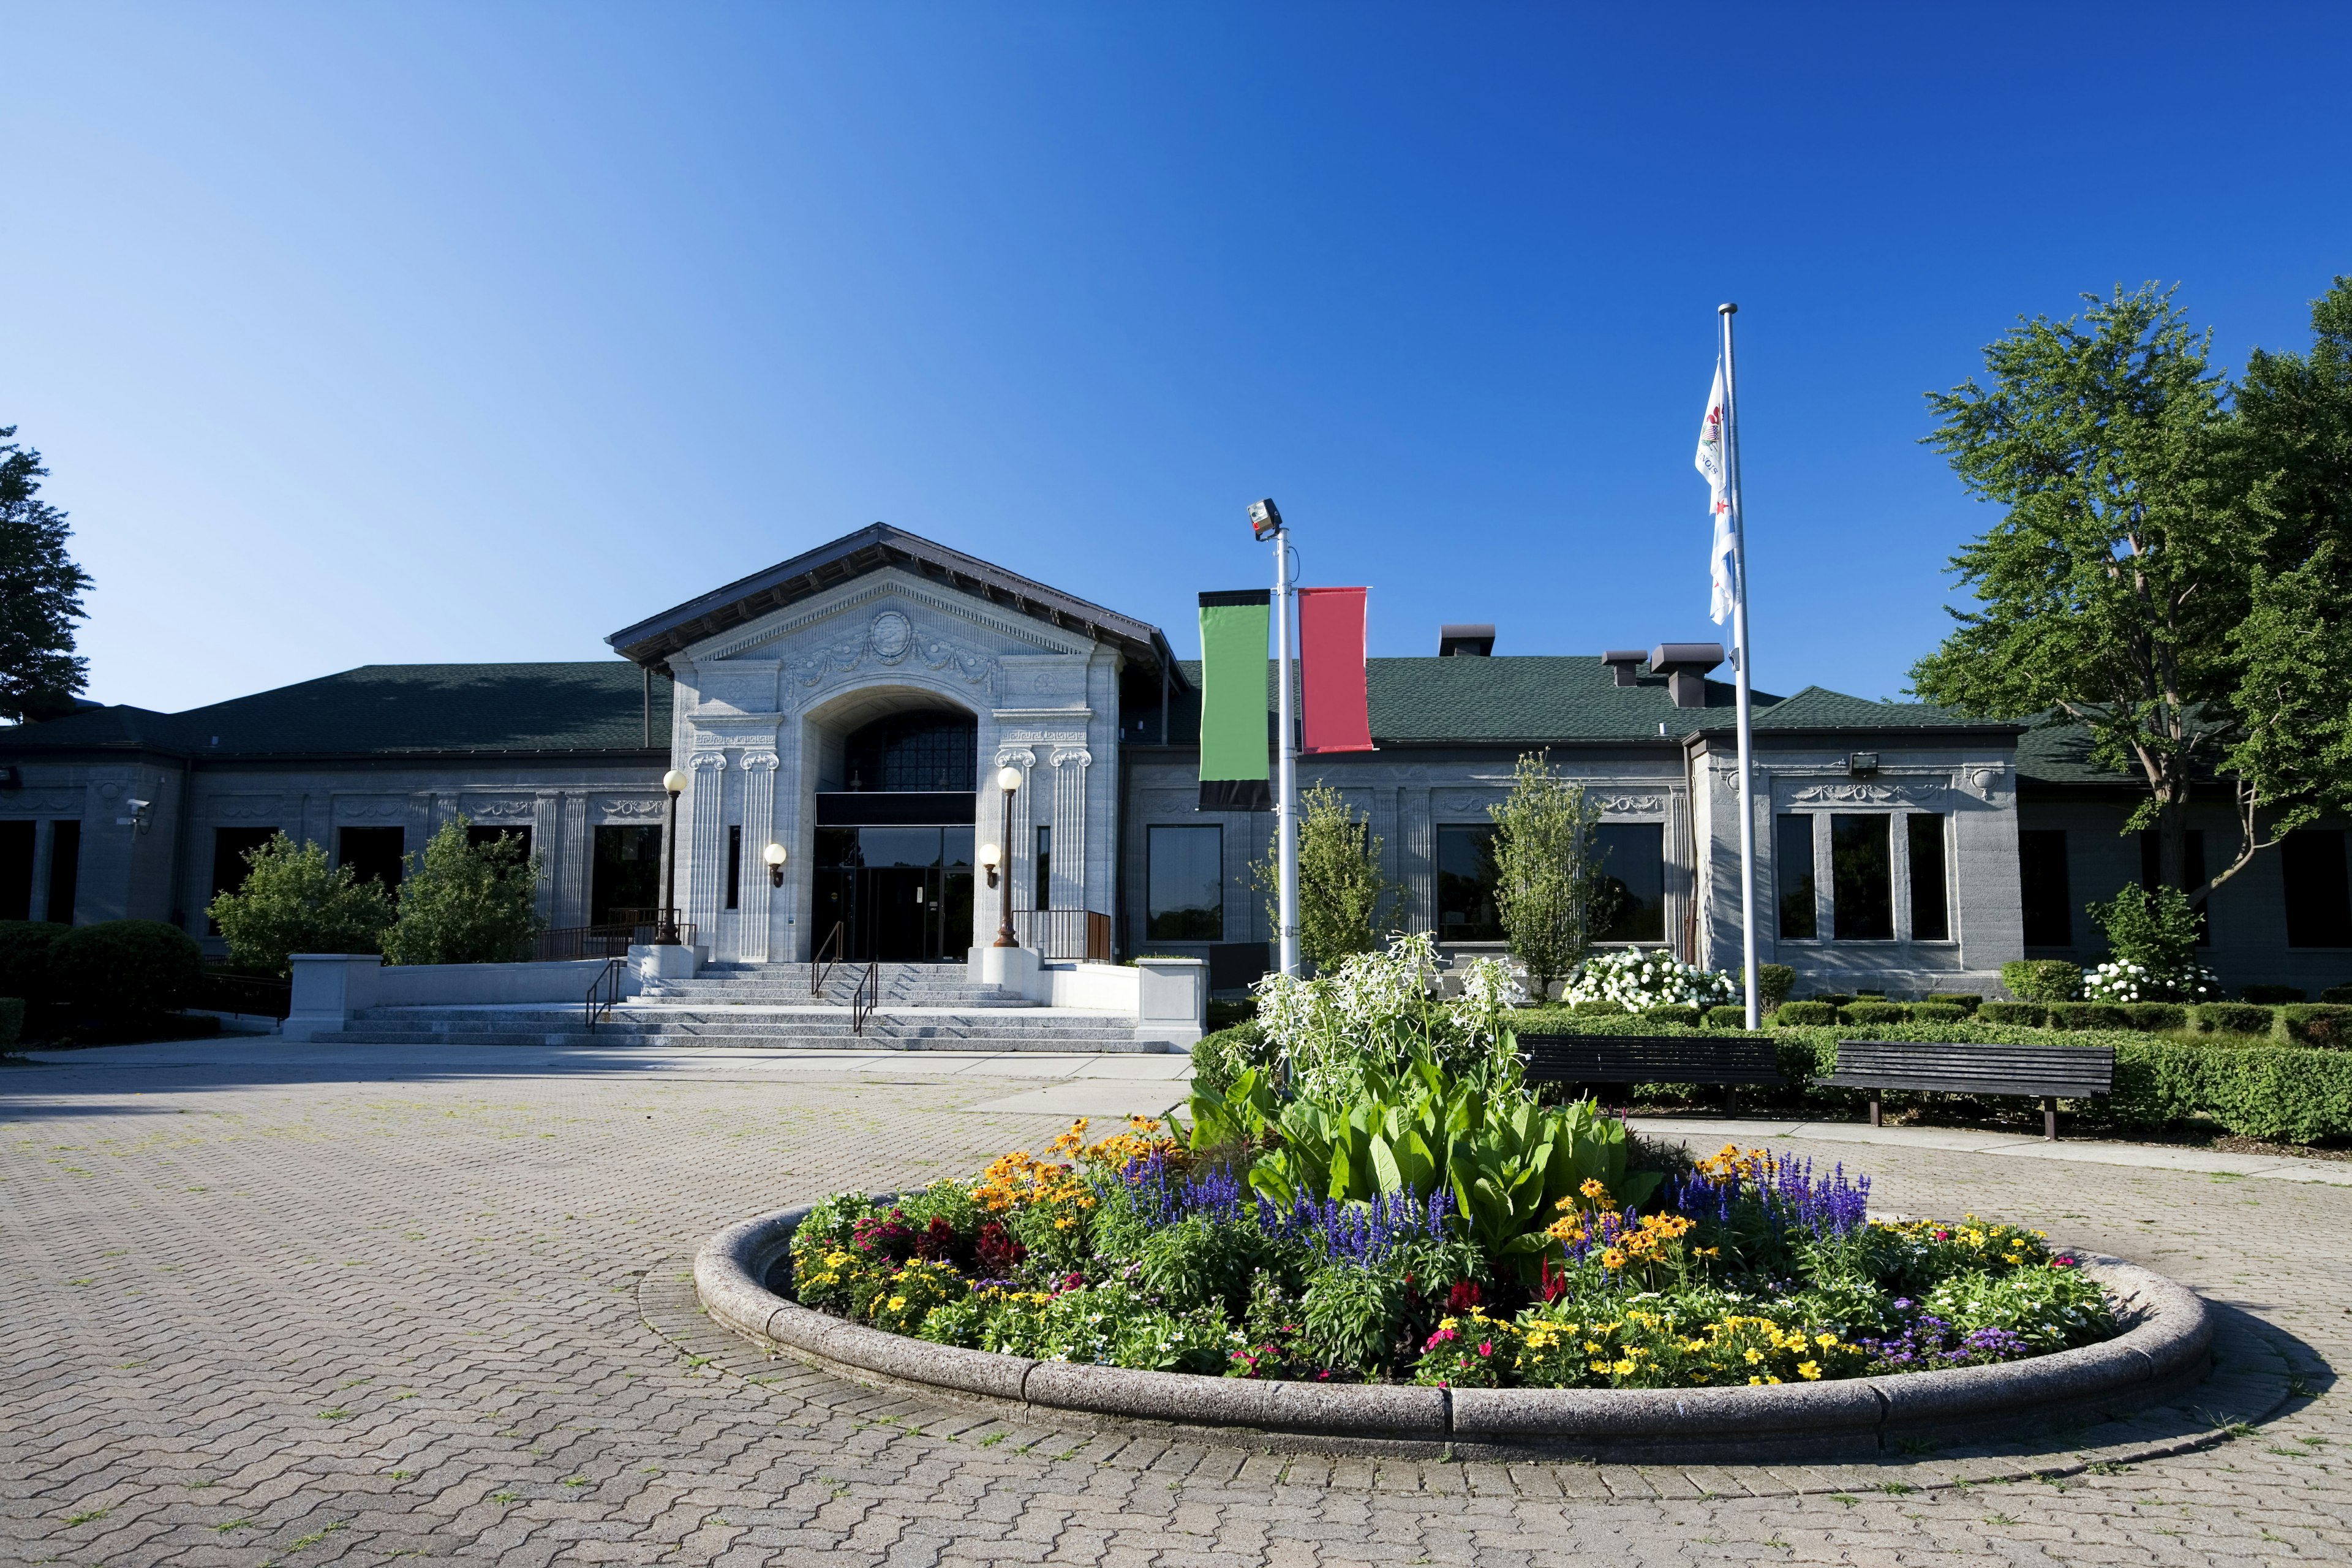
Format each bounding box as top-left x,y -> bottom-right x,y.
811,920 -> 845,997
584,956 -> 627,1031
850,961 -> 879,1037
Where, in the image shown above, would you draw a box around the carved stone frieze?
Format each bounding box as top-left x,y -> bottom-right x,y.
1594,793 -> 1668,816
0,791 -> 84,814
700,575 -> 1083,663
461,797 -> 538,821
206,797 -> 284,821
595,798 -> 667,820
334,797 -> 410,822
1785,780 -> 1939,806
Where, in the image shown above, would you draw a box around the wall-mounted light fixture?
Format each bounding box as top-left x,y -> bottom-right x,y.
979,842 -> 1002,889
764,842 -> 787,888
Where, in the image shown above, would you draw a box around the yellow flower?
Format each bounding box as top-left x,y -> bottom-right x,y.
1611,1359 -> 1635,1376
1796,1361 -> 1821,1381
1743,1349 -> 1763,1364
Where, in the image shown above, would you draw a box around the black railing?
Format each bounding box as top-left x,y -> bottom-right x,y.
850,960 -> 880,1037
192,970 -> 293,1020
1015,908 -> 1112,962
532,917 -> 693,963
811,920 -> 846,997
584,956 -> 626,1031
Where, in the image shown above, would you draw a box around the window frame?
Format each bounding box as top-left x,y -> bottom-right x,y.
1145,823 -> 1223,943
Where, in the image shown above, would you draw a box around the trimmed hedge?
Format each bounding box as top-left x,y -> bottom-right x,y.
2194,1002 -> 2275,1036
1909,1003 -> 1970,1025
1702,1004 -> 1749,1028
1646,1005 -> 1705,1028
0,996 -> 22,1052
47,921 -> 205,1019
1811,993 -> 1856,1008
2241,985 -> 2307,1005
2001,959 -> 2082,1003
0,921 -> 70,1006
1844,1001 -> 1910,1027
2278,1005 -> 2352,1049
1755,964 -> 1796,1006
1924,993 -> 1983,1014
2122,1003 -> 2189,1032
1773,1000 -> 1836,1026
2046,1001 -> 2130,1031
1979,1001 -> 2045,1027
2323,985 -> 2352,1005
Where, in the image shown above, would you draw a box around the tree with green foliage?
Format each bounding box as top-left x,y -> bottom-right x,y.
1253,785 -> 1400,973
1487,751 -> 1614,1000
1911,281 -> 2352,905
206,832 -> 396,976
0,428 -> 93,723
381,817 -> 545,965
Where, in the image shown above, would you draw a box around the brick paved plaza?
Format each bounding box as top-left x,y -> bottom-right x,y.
4,1041 -> 2347,1567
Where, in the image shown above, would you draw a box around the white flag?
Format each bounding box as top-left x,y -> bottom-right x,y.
1697,362 -> 1735,625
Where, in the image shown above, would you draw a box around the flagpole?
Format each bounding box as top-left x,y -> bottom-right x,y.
1273,520 -> 1300,978
1720,303 -> 1759,1031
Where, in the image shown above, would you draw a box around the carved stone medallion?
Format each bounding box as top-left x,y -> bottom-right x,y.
869,611 -> 914,663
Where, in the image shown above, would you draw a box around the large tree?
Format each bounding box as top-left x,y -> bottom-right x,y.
0,429 -> 93,723
1912,282 -> 2352,903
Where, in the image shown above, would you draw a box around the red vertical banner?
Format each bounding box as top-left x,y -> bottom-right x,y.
1298,587 -> 1374,754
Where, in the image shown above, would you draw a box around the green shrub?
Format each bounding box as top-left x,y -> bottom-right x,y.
2122,1003 -> 2188,1032
1811,993 -> 1856,1008
1702,1004 -> 1755,1028
0,995 -> 22,1051
2193,1002 -> 2274,1036
1205,998 -> 1257,1032
2107,1036 -> 2352,1144
1978,1001 -> 2045,1027
1750,964 -> 1796,1008
2046,1001 -> 2130,1031
0,920 -> 69,1005
380,817 -> 545,965
206,831 -> 394,976
2001,960 -> 2082,1003
1567,999 -> 1627,1016
1773,1000 -> 1836,1026
2322,986 -> 2352,1005
1844,1002 -> 1911,1027
2278,1005 -> 2352,1049
1925,993 -> 1983,1014
1643,1005 -> 1703,1028
47,921 -> 204,1018
1190,1022 -> 1265,1098
2241,984 -> 2307,1004
1909,1003 -> 1969,1025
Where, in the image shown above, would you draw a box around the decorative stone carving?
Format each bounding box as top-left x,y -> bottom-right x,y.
208,797 -> 284,821
703,576 -> 1079,662
334,797 -> 409,822
0,791 -> 83,814
1961,765 -> 2006,801
1787,781 -> 1936,805
1594,793 -> 1668,816
595,797 -> 667,820
869,611 -> 913,662
461,797 -> 538,821
786,621 -> 1002,701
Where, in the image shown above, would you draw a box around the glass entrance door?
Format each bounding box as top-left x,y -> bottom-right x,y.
814,825 -> 975,962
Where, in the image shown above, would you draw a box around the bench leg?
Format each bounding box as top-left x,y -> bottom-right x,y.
2043,1096 -> 2058,1141
1724,1084 -> 1739,1117
1868,1094 -> 1881,1129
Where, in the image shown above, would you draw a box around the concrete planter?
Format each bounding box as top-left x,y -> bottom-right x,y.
695,1206 -> 2214,1461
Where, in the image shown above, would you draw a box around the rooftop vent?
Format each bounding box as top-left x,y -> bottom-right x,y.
1648,641 -> 1724,709
1601,649 -> 1647,688
1439,624 -> 1495,657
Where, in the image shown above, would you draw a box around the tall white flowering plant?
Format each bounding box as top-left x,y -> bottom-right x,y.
2081,884 -> 2220,1003
1251,931 -> 1526,1104
1562,947 -> 1738,1012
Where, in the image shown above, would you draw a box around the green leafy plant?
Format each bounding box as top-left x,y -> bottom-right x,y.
48,920 -> 203,1019
2001,960 -> 2082,1003
380,816 -> 545,965
206,832 -> 395,976
1774,1000 -> 1837,1026
1487,752 -> 1615,1000
1249,783 -> 1400,972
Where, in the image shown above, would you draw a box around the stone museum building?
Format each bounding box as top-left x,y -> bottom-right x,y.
3,524 -> 2348,998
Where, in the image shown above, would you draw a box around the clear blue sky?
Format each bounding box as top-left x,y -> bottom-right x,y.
6,3 -> 2350,714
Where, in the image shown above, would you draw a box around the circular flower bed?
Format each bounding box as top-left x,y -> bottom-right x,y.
785,1120 -> 2119,1392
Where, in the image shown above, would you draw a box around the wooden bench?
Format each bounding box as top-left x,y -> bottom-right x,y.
1815,1039 -> 2115,1140
1518,1034 -> 1787,1115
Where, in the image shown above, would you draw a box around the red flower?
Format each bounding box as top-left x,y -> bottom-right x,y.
1476,1341 -> 1493,1358
1446,1281 -> 1483,1313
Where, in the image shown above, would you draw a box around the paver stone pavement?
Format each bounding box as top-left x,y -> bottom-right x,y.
1,1039 -> 2345,1566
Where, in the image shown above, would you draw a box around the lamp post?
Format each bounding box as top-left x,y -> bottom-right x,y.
991,764 -> 1021,947
657,767 -> 687,944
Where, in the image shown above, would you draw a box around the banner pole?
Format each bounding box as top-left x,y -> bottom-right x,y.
1275,519 -> 1300,978
1721,302 -> 1760,1030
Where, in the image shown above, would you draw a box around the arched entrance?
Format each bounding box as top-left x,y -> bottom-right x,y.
813,707 -> 977,962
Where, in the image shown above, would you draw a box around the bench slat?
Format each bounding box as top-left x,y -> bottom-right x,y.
1825,1038 -> 2114,1098
1519,1033 -> 1787,1087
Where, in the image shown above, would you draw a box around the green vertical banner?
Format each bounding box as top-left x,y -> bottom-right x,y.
1197,590 -> 1272,812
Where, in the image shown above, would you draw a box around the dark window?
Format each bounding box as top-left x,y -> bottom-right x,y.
1035,824 -> 1052,911
1593,822 -> 1665,942
209,825 -> 277,933
0,820 -> 32,922
726,825 -> 742,910
466,824 -> 531,860
2283,829 -> 2352,948
1907,813 -> 1949,941
337,827 -> 405,897
2019,829 -> 2071,946
1831,813 -> 1893,941
843,710 -> 976,793
1146,825 -> 1222,941
591,824 -> 663,925
2139,829 -> 2211,944
1436,824 -> 1502,941
47,820 -> 80,925
1776,815 -> 1816,940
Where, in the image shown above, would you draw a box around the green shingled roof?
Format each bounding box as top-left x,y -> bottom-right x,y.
0,663 -> 671,759
1742,684 -> 2010,734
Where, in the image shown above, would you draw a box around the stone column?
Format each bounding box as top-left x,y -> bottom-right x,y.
1050,746 -> 1091,914
737,751 -> 780,963
993,746 -> 1037,918
685,752 -> 728,946
532,791 -> 562,921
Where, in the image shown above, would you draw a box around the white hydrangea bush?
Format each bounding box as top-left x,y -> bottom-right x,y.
2079,959 -> 2219,1004
1563,946 -> 1738,1012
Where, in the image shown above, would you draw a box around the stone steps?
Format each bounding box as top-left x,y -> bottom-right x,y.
312,1023 -> 1165,1052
